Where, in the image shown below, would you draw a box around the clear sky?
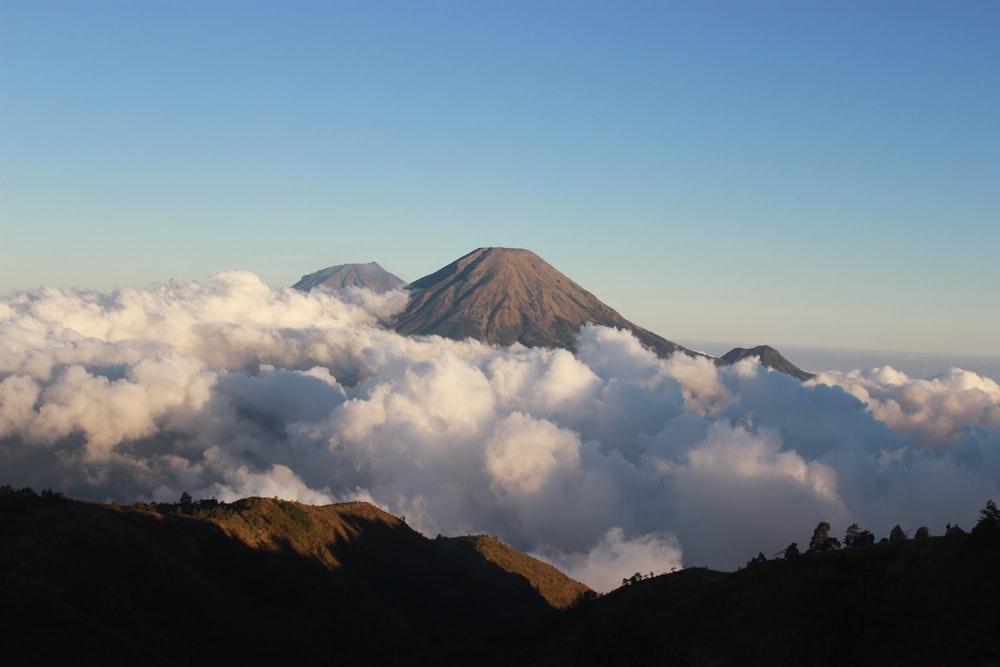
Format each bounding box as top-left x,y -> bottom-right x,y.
2,1 -> 998,357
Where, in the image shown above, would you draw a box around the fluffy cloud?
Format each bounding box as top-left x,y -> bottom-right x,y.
654,422 -> 847,565
485,413 -> 581,496
539,527 -> 684,594
809,366 -> 1000,445
1,273 -> 999,591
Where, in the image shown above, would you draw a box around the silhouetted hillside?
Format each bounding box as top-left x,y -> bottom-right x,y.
0,490 -> 583,666
3,488 -> 998,666
521,529 -> 1000,666
434,534 -> 593,609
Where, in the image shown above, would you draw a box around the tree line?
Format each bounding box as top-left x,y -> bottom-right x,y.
745,499 -> 1000,568
0,486 -> 223,515
0,485 -> 69,511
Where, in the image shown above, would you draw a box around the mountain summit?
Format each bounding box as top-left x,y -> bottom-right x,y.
720,345 -> 814,380
293,262 -> 405,293
295,248 -> 812,380
392,247 -> 812,380
394,247 -> 691,357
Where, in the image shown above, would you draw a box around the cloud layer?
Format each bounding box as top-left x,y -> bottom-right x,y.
2,273 -> 999,590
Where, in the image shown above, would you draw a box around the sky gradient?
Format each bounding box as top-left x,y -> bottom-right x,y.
2,1 -> 998,356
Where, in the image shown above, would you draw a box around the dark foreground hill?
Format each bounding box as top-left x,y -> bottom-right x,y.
3,489 -> 997,666
521,533 -> 1000,666
0,492 -> 589,666
434,534 -> 592,610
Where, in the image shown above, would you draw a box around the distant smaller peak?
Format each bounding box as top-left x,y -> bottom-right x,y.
719,345 -> 814,381
292,261 -> 405,293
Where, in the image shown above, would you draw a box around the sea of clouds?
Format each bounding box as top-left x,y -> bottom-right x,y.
2,271 -> 999,591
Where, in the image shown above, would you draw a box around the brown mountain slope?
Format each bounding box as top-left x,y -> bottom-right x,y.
434,535 -> 593,609
0,492 -> 588,666
394,247 -> 814,380
394,247 -> 691,357
293,261 -> 405,293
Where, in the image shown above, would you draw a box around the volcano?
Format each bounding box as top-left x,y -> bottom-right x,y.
293,262 -> 405,293
394,247 -> 692,357
391,247 -> 811,379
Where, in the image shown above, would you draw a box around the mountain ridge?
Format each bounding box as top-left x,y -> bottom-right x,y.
395,247 -> 811,379
3,488 -> 998,665
293,247 -> 812,380
0,490 -> 590,665
720,345 -> 815,380
293,261 -> 405,293
396,247 -> 692,358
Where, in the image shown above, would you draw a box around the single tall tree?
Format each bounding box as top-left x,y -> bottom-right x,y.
809,521 -> 833,552
844,523 -> 862,548
971,499 -> 1000,547
980,499 -> 1000,526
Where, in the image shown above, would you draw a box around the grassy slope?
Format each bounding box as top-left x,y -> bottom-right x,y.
434,535 -> 593,610
0,496 -> 581,666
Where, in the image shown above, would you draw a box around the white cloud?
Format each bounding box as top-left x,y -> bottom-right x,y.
485,412 -> 581,495
0,375 -> 40,439
1,272 -> 998,592
809,366 -> 1000,445
203,463 -> 334,505
539,527 -> 683,593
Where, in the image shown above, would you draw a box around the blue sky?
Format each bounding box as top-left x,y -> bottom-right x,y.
2,1 -> 998,356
